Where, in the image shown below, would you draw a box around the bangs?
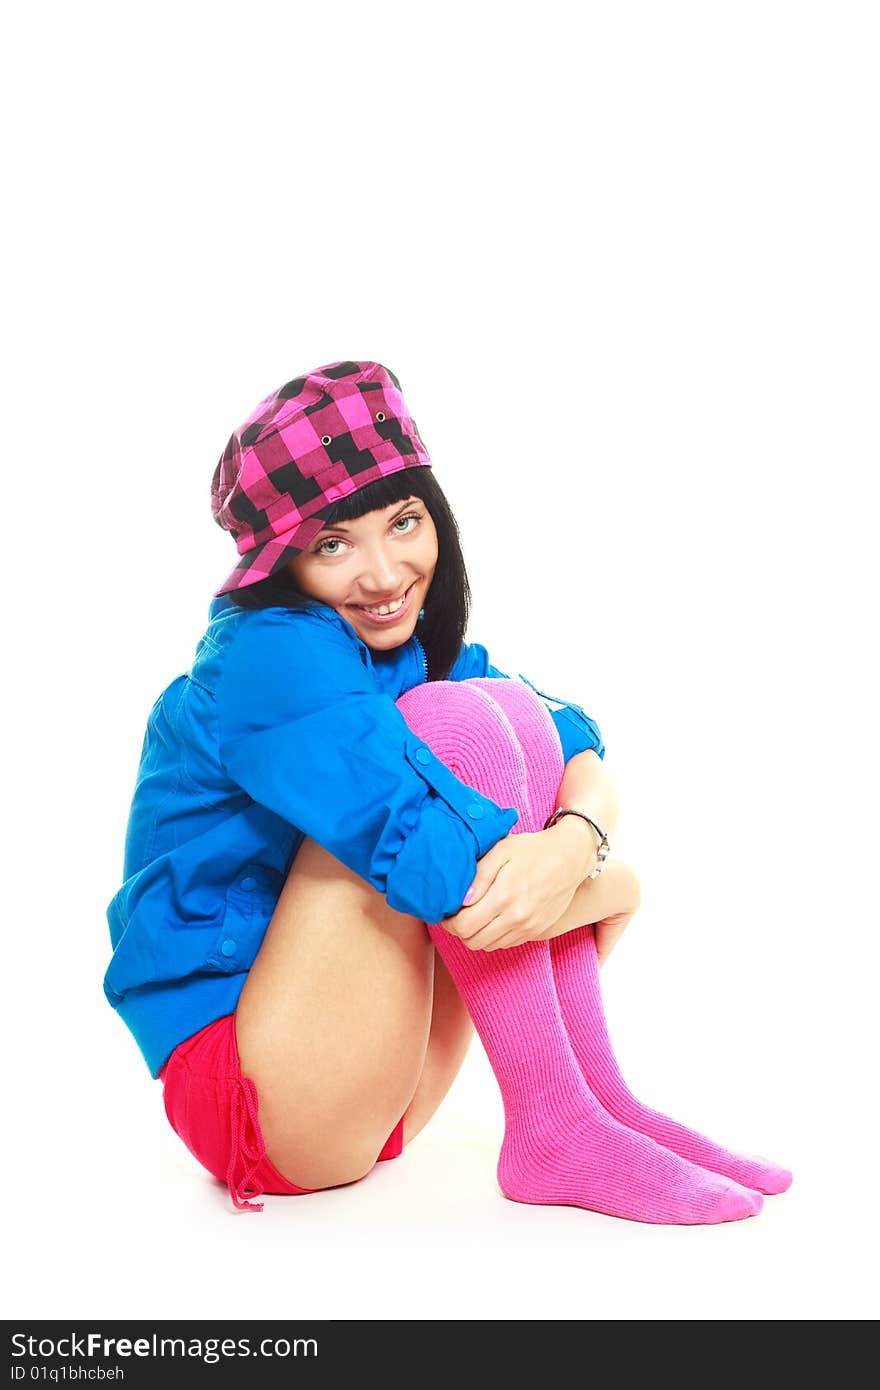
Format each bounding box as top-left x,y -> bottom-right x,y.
320,468 -> 431,526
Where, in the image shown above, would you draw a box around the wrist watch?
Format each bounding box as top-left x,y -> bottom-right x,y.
543,807 -> 610,879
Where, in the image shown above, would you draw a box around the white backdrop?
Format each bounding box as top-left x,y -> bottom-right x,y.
5,0 -> 877,1321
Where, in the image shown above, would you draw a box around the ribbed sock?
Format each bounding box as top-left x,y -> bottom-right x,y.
551,927 -> 792,1194
468,676 -> 791,1197
395,681 -> 762,1224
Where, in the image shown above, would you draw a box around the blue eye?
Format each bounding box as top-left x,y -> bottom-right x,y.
315,537 -> 342,556
314,511 -> 421,557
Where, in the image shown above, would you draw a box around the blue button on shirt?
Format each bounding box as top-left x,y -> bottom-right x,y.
104,596 -> 605,1078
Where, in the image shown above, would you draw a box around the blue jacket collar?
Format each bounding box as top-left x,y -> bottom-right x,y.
206,594 -> 426,697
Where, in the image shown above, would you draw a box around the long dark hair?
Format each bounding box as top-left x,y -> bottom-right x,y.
226,466 -> 471,681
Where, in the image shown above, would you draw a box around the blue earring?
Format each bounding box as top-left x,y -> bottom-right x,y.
418,608 -> 425,620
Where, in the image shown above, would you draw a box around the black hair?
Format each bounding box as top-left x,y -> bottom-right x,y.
225,466 -> 471,681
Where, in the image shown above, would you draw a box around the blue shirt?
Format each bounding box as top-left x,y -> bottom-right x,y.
104,595 -> 605,1077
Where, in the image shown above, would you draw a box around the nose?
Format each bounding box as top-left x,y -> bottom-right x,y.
358,540 -> 406,595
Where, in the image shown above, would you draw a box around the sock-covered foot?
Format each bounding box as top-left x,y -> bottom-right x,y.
551,927 -> 792,1195
396,680 -> 763,1225
463,675 -> 791,1198
495,1078 -> 763,1224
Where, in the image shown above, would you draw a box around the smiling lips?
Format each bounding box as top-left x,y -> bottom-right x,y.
352,583 -> 415,623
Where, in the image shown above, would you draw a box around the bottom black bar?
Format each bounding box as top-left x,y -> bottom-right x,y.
4,1318 -> 835,1380
4,1321 -> 562,1385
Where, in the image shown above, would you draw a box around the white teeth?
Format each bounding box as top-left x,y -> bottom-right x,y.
360,588 -> 409,616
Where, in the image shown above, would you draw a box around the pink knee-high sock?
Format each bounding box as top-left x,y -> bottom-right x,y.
467,676 -> 792,1197
551,927 -> 793,1194
395,680 -> 762,1224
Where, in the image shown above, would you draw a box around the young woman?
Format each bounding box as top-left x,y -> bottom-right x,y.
104,360 -> 791,1220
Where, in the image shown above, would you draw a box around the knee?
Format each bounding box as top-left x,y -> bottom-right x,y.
463,676 -> 564,815
395,679 -> 564,826
396,677 -> 514,729
394,683 -> 534,827
395,680 -> 526,782
396,676 -> 558,758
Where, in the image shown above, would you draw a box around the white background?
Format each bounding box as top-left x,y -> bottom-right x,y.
4,0 -> 878,1322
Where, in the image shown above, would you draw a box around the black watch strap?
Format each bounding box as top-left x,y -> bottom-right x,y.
542,807 -> 610,878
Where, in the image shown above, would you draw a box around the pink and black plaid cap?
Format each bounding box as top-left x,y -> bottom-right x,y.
211,360 -> 432,597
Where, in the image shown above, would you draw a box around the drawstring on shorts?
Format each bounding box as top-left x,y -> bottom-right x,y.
225,1074 -> 267,1212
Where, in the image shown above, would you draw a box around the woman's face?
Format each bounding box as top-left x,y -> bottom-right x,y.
286,494 -> 439,652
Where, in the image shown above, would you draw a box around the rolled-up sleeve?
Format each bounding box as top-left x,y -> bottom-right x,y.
216,611 -> 519,923
449,640 -> 606,762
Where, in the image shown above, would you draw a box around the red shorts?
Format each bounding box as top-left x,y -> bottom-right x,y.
159,1014 -> 405,1212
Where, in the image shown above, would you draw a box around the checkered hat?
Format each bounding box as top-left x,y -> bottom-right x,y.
211,360 -> 432,597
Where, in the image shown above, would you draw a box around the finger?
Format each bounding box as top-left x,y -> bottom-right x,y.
470,915 -> 532,952
452,887 -> 510,940
445,895 -> 488,932
463,920 -> 507,951
442,911 -> 482,940
487,932 -> 530,952
455,920 -> 495,946
594,911 -> 634,963
463,845 -> 514,909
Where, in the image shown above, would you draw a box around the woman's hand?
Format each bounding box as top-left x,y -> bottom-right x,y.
443,839 -> 644,959
585,859 -> 642,965
441,830 -> 584,952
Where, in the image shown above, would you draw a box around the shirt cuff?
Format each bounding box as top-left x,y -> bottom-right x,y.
549,705 -> 605,762
386,738 -> 520,921
514,673 -> 606,761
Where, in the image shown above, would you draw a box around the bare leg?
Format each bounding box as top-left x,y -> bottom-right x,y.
401,951 -> 474,1145
235,836 -> 474,1192
235,835 -> 435,1191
